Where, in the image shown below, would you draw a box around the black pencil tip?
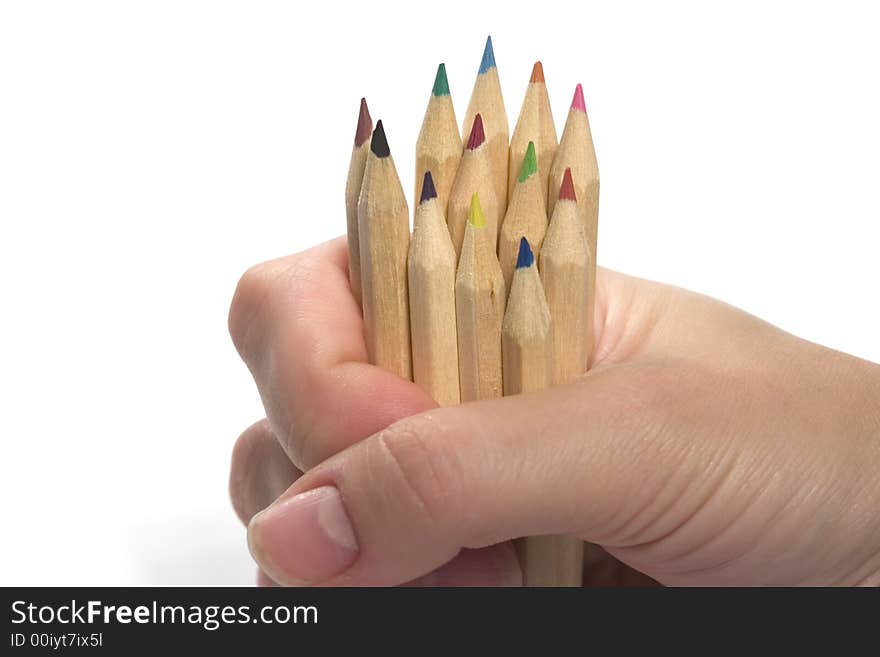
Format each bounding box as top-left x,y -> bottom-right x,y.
419,171 -> 437,204
370,120 -> 390,158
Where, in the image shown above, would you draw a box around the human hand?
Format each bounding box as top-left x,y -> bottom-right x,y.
229,237 -> 880,586
227,237 -> 523,586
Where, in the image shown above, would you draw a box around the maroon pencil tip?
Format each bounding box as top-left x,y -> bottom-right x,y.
355,98 -> 372,147
467,114 -> 486,150
559,167 -> 577,202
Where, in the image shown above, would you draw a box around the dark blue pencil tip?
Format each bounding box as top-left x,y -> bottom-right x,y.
516,237 -> 534,269
479,36 -> 496,74
419,171 -> 437,204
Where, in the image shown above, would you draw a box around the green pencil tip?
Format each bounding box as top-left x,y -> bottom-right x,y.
432,63 -> 450,96
468,193 -> 486,228
517,142 -> 538,183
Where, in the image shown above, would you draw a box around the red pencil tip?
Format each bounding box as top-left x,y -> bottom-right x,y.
467,113 -> 486,150
559,167 -> 577,202
530,61 -> 544,83
355,98 -> 372,147
571,84 -> 586,113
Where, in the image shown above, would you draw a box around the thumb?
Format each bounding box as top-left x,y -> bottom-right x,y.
246,360 -> 729,586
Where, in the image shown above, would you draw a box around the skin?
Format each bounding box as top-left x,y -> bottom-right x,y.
228,237 -> 880,586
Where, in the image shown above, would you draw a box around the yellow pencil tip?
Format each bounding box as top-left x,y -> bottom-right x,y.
469,193 -> 486,228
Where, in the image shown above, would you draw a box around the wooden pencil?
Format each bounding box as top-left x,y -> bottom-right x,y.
357,120 -> 412,380
535,168 -> 591,587
455,192 -> 505,402
498,141 -> 548,293
508,62 -> 557,201
408,171 -> 460,406
415,64 -> 461,217
462,36 -> 510,218
548,83 -> 599,325
447,114 -> 499,257
502,238 -> 577,587
345,97 -> 372,306
540,167 -> 592,384
501,238 -> 551,396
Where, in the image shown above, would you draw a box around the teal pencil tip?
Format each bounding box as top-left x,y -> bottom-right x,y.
432,63 -> 450,96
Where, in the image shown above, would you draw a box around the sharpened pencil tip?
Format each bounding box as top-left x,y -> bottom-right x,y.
355,98 -> 372,147
479,36 -> 496,74
517,142 -> 538,183
469,193 -> 486,229
467,113 -> 486,150
420,171 -> 437,204
530,61 -> 544,84
571,84 -> 586,113
559,167 -> 577,202
516,237 -> 534,269
370,120 -> 390,158
432,63 -> 450,97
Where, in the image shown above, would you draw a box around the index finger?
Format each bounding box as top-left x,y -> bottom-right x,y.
229,237 -> 435,470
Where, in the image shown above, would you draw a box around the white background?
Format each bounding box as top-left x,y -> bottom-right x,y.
1,1 -> 878,585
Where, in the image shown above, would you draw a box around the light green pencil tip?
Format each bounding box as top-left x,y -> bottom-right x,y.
432,63 -> 450,96
468,193 -> 486,228
518,142 -> 538,183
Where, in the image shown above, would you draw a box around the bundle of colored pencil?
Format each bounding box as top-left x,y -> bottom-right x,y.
345,36 -> 599,587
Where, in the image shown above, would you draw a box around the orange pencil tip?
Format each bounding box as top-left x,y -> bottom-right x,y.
530,61 -> 544,83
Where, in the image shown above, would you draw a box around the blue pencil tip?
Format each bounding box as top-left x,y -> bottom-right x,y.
516,237 -> 534,269
479,36 -> 496,74
419,171 -> 437,204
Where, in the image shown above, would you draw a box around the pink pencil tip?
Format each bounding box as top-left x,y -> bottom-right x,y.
571,84 -> 586,113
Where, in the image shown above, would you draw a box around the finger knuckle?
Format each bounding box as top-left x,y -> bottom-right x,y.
375,415 -> 462,527
229,419 -> 273,526
284,409 -> 326,472
228,262 -> 280,360
228,254 -> 322,362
